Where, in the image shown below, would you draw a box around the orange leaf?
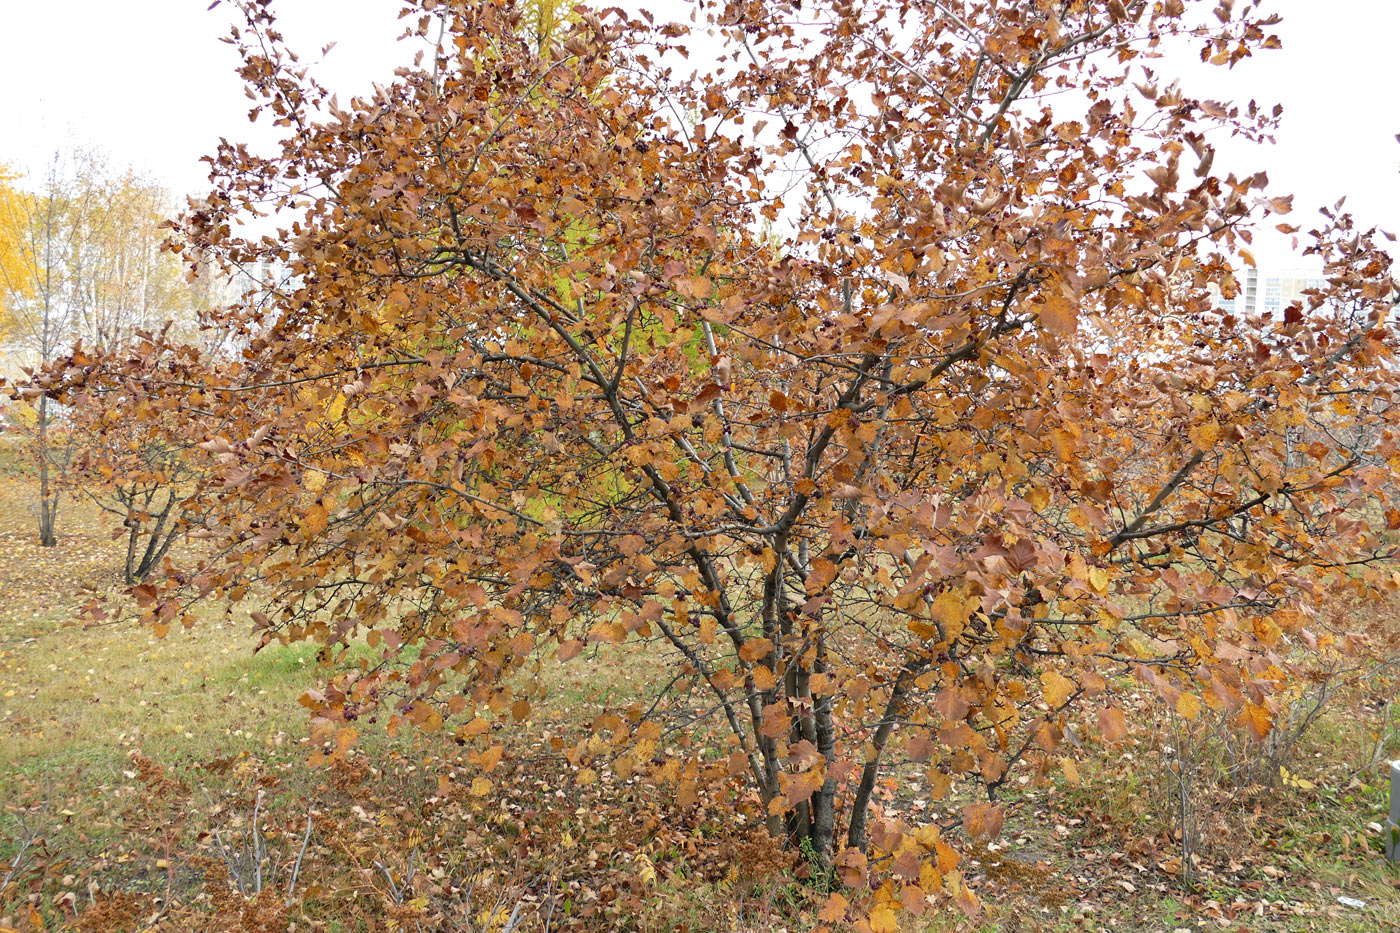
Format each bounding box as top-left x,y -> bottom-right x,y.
739,636 -> 774,663
1041,670 -> 1076,708
806,558 -> 838,595
1099,707 -> 1128,743
1039,293 -> 1077,334
818,892 -> 849,923
961,802 -> 1004,842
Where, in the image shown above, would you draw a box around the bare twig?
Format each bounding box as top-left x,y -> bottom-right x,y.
285,811 -> 313,904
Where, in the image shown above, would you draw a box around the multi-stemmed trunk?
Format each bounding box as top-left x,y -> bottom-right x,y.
122,487 -> 182,584
753,653 -> 918,874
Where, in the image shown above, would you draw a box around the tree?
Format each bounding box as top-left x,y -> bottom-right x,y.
2,157 -> 82,547
0,165 -> 30,337
57,0 -> 1400,922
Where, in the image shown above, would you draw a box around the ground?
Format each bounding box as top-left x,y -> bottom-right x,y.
2,465 -> 1399,931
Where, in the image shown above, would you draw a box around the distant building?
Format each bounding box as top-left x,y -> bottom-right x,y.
1214,265 -> 1327,316
0,344 -> 40,384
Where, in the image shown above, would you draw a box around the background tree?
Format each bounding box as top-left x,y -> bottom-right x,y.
2,156 -> 82,546
56,0 -> 1400,923
2,152 -> 211,547
0,165 -> 30,337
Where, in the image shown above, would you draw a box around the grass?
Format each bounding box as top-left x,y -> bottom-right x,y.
4,469 -> 1400,930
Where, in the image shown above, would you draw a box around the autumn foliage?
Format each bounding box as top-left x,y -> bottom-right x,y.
38,0 -> 1400,924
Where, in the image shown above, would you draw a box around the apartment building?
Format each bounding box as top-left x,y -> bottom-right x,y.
1215,265 -> 1328,316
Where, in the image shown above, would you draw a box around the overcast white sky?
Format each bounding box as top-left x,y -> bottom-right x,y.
2,0 -> 1395,266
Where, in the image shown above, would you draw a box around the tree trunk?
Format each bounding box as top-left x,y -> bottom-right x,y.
809,690 -> 838,866
37,394 -> 58,548
846,667 -> 916,852
127,488 -> 180,584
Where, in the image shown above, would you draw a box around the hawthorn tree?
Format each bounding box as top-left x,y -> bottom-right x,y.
52,0 -> 1400,921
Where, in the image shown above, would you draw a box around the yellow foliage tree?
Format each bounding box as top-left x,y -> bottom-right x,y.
0,165 -> 31,339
